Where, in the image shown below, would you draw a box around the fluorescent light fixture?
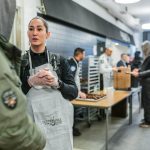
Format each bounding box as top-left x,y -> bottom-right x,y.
142,23 -> 150,30
114,0 -> 141,4
115,43 -> 119,46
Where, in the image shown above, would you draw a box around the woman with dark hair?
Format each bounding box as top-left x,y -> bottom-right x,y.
132,41 -> 150,127
20,16 -> 78,150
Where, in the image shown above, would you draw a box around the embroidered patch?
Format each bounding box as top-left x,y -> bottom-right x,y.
70,66 -> 76,72
2,89 -> 17,109
100,59 -> 104,64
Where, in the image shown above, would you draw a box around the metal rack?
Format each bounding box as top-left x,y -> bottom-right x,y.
81,56 -> 100,93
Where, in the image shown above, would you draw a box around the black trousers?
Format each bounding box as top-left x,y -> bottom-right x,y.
142,86 -> 150,123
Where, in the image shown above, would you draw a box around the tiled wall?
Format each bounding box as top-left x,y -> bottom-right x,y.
46,20 -> 105,58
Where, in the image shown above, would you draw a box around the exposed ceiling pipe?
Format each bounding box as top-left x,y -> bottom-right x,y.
93,0 -> 141,31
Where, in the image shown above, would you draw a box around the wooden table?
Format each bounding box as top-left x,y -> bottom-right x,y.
72,90 -> 131,150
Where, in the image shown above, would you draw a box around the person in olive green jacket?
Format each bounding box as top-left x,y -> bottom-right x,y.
0,34 -> 46,150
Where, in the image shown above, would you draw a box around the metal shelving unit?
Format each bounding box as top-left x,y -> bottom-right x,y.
81,56 -> 100,93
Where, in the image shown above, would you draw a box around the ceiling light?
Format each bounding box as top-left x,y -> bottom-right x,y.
114,0 -> 141,4
142,23 -> 150,30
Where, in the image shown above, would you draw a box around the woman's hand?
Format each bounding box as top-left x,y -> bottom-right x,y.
37,68 -> 50,78
132,69 -> 139,77
41,70 -> 58,87
28,73 -> 49,87
28,69 -> 58,87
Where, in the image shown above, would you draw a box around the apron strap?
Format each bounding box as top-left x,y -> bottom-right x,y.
27,50 -> 34,75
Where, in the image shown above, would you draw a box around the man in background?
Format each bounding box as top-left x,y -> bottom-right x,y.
99,47 -> 118,89
68,47 -> 86,136
68,48 -> 86,98
117,53 -> 129,67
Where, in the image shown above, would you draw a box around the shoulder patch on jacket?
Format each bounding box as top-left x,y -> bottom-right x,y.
2,89 -> 17,109
70,66 -> 76,72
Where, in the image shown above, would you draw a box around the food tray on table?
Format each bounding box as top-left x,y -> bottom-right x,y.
76,93 -> 106,102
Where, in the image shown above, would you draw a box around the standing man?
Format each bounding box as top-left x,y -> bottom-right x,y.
68,48 -> 86,99
99,47 -> 118,88
68,47 -> 86,136
117,53 -> 129,67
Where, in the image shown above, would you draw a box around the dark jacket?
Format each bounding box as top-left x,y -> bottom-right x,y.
117,60 -> 127,67
68,57 -> 78,78
138,56 -> 150,122
131,57 -> 142,71
20,49 -> 78,100
139,56 -> 150,82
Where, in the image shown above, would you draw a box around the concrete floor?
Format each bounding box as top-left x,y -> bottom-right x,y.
73,92 -> 147,150
108,111 -> 150,150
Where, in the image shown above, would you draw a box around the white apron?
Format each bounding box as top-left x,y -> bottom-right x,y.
26,51 -> 74,150
99,54 -> 113,88
103,72 -> 113,88
72,57 -> 80,92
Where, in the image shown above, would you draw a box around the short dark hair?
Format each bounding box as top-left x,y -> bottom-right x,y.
121,53 -> 127,58
74,47 -> 85,56
28,16 -> 49,33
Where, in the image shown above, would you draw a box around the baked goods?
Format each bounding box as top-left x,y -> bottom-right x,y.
86,93 -> 106,100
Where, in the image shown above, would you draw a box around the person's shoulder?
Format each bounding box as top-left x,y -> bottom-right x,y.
147,55 -> 150,60
99,53 -> 105,59
48,51 -> 61,61
0,47 -> 11,68
67,57 -> 76,65
59,55 -> 77,73
67,57 -> 73,61
0,49 -> 7,76
117,60 -> 122,64
59,55 -> 66,62
117,60 -> 122,66
55,55 -> 68,67
99,54 -> 105,64
22,50 -> 29,59
143,55 -> 150,62
20,51 -> 30,68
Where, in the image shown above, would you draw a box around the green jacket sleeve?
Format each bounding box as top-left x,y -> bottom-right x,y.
0,48 -> 46,150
